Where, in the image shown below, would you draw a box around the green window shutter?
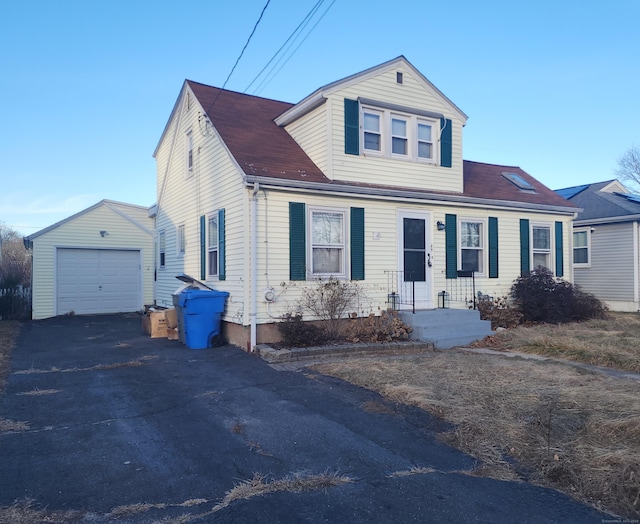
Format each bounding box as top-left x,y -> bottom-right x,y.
350,207 -> 365,280
488,217 -> 499,278
218,209 -> 226,281
440,118 -> 452,168
289,202 -> 306,280
344,98 -> 360,155
555,221 -> 564,277
200,215 -> 206,280
520,219 -> 530,274
445,214 -> 457,278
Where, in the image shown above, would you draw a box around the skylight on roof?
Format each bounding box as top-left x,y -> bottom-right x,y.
555,184 -> 589,200
502,172 -> 536,192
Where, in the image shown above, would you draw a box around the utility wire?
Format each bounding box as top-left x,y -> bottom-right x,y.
204,0 -> 272,116
252,0 -> 336,97
244,0 -> 325,94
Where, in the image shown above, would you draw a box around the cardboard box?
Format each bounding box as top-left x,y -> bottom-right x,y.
165,308 -> 178,329
142,310 -> 167,338
167,326 -> 179,340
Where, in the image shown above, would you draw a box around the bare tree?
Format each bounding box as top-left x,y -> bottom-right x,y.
0,223 -> 31,288
615,146 -> 640,190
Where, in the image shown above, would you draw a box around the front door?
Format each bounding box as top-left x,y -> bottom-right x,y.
398,212 -> 433,309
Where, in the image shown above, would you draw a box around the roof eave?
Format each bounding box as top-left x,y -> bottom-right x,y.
244,175 -> 576,215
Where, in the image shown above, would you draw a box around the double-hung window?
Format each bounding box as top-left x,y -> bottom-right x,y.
391,116 -> 408,156
532,224 -> 551,269
361,105 -> 436,163
207,214 -> 218,276
159,230 -> 166,268
573,229 -> 590,266
417,120 -> 434,160
186,129 -> 193,177
363,109 -> 382,153
310,208 -> 346,276
460,220 -> 484,274
177,224 -> 185,256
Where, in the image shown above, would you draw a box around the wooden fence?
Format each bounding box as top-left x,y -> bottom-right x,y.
0,286 -> 31,320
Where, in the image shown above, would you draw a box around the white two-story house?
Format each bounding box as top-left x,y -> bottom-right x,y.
153,56 -> 577,350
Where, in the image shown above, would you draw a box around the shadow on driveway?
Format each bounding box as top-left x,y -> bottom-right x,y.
0,314 -> 609,523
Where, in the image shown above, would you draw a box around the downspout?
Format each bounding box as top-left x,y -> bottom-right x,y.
250,182 -> 260,351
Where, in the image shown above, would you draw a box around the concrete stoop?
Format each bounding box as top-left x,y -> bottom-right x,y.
398,308 -> 494,349
257,340 -> 435,364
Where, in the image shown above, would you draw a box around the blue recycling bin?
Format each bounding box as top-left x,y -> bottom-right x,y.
177,289 -> 229,349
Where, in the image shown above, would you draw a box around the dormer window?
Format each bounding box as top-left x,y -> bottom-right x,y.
363,110 -> 382,152
361,104 -> 436,163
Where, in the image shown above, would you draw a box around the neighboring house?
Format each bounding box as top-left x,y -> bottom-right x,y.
24,200 -> 155,319
556,179 -> 640,311
154,56 -> 577,350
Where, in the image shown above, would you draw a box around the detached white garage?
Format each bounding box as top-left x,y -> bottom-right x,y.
25,200 -> 155,319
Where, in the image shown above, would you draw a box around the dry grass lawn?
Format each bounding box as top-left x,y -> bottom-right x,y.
477,311 -> 640,373
315,315 -> 640,519
0,320 -> 20,393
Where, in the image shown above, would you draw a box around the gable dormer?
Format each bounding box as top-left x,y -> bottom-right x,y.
276,56 -> 468,193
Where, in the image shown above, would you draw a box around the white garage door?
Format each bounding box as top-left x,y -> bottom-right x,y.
56,248 -> 141,315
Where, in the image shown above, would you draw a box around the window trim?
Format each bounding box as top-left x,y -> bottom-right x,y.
207,212 -> 219,278
573,228 -> 591,268
531,222 -> 553,271
186,128 -> 194,178
307,206 -> 348,279
159,230 -> 166,269
458,218 -> 486,276
360,104 -> 437,164
176,224 -> 186,256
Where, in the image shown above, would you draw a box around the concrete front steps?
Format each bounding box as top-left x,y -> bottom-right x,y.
398,308 -> 493,349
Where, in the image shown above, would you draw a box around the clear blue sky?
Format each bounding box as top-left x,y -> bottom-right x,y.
1,0 -> 638,236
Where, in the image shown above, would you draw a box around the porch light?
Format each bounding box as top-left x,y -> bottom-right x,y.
387,292 -> 399,310
437,221 -> 446,231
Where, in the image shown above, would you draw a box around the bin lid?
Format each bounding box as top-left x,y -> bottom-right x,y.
175,274 -> 213,290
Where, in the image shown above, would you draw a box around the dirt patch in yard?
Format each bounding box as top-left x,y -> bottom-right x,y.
314,349 -> 640,518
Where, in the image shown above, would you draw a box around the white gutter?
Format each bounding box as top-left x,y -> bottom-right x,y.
250,182 -> 260,351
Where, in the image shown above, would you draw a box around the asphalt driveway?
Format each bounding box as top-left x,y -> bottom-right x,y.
0,314 -> 609,523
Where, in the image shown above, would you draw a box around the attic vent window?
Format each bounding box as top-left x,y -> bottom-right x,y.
396,72 -> 403,84
502,172 -> 536,193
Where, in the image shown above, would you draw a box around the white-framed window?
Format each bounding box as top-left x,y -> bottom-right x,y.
363,109 -> 382,153
177,224 -> 185,256
361,105 -> 437,163
186,128 -> 194,177
532,224 -> 552,270
159,230 -> 166,268
459,219 -> 485,274
309,207 -> 347,277
207,213 -> 218,277
417,120 -> 434,160
391,115 -> 408,156
573,229 -> 590,267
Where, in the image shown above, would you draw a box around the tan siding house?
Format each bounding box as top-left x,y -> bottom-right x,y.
25,200 -> 155,319
154,56 -> 577,350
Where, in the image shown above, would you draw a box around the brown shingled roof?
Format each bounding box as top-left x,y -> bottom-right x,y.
188,80 -> 574,210
462,160 -> 576,207
187,81 -> 329,184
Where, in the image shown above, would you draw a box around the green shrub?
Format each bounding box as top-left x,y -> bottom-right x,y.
510,267 -> 607,324
277,313 -> 325,348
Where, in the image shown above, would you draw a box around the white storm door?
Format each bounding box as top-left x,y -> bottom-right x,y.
398,212 -> 433,309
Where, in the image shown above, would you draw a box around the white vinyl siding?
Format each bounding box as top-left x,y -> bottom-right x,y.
29,202 -> 154,320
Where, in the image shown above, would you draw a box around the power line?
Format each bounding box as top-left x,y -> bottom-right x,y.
204,0 -> 272,116
244,0 -> 325,94
252,0 -> 336,97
